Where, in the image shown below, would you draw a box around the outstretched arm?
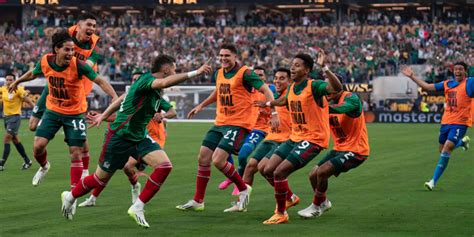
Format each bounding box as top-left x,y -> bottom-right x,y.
402,66 -> 436,91
93,76 -> 119,101
151,62 -> 212,90
88,93 -> 126,128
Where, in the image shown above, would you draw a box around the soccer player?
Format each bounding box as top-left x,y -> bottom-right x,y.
219,66 -> 274,195
0,73 -> 35,171
298,77 -> 370,218
224,68 -> 301,212
60,55 -> 211,228
78,71 -> 177,207
402,63 -> 473,190
256,51 -> 342,224
176,44 -> 278,212
29,13 -> 101,178
8,30 -> 117,189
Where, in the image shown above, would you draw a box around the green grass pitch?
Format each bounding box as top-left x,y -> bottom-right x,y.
0,122 -> 473,236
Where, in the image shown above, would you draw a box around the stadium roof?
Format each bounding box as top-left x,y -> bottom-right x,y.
1,0 -> 472,6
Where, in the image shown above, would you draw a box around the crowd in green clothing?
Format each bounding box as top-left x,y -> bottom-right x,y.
1,21 -> 472,84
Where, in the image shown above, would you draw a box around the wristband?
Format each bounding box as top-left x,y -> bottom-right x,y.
187,70 -> 198,78
271,111 -> 278,115
265,101 -> 272,107
322,65 -> 329,72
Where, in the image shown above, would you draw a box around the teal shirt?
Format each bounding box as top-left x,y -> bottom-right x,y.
211,64 -> 264,92
111,73 -> 168,141
329,92 -> 363,118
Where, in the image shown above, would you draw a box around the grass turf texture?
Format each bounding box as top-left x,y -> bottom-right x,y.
0,122 -> 473,236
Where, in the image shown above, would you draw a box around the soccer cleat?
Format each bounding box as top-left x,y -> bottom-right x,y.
78,195 -> 96,207
127,206 -> 150,228
424,180 -> 435,191
238,185 -> 252,211
218,179 -> 233,190
32,162 -> 50,186
176,200 -> 205,211
21,161 -> 33,170
286,194 -> 300,210
0,165 -> 4,171
461,136 -> 470,151
224,201 -> 246,212
131,182 -> 142,204
263,212 -> 289,225
61,191 -> 76,220
81,169 -> 89,179
231,185 -> 239,196
297,200 -> 332,218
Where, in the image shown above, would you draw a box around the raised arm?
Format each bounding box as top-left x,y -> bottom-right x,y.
9,71 -> 37,93
402,66 -> 436,91
317,50 -> 342,93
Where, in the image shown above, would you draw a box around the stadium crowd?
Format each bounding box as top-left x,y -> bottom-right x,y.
0,10 -> 472,84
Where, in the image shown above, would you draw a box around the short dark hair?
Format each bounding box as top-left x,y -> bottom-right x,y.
253,66 -> 265,72
275,68 -> 291,78
151,55 -> 176,73
5,73 -> 15,79
52,29 -> 73,53
294,53 -> 314,71
78,13 -> 97,22
454,61 -> 468,71
220,43 -> 238,54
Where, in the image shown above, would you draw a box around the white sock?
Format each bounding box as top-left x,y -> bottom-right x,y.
132,198 -> 145,211
66,192 -> 75,203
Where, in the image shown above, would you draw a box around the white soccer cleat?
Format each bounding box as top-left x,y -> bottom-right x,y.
223,201 -> 246,212
78,195 -> 96,207
131,182 -> 141,204
461,136 -> 470,151
238,185 -> 252,211
61,191 -> 76,220
424,180 -> 435,191
175,200 -> 205,211
81,169 -> 89,179
127,206 -> 150,228
32,162 -> 50,186
297,200 -> 332,218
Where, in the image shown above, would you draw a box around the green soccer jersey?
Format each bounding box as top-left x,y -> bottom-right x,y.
110,73 -> 169,141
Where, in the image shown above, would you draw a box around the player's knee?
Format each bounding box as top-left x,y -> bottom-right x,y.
257,162 -> 266,174
3,134 -> 12,143
262,166 -> 274,178
69,149 -> 82,161
212,156 -> 226,169
273,168 -> 286,180
316,167 -> 330,180
198,149 -> 212,165
245,161 -> 258,173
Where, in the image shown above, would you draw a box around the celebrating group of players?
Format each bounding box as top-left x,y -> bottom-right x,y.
1,12 -> 472,228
